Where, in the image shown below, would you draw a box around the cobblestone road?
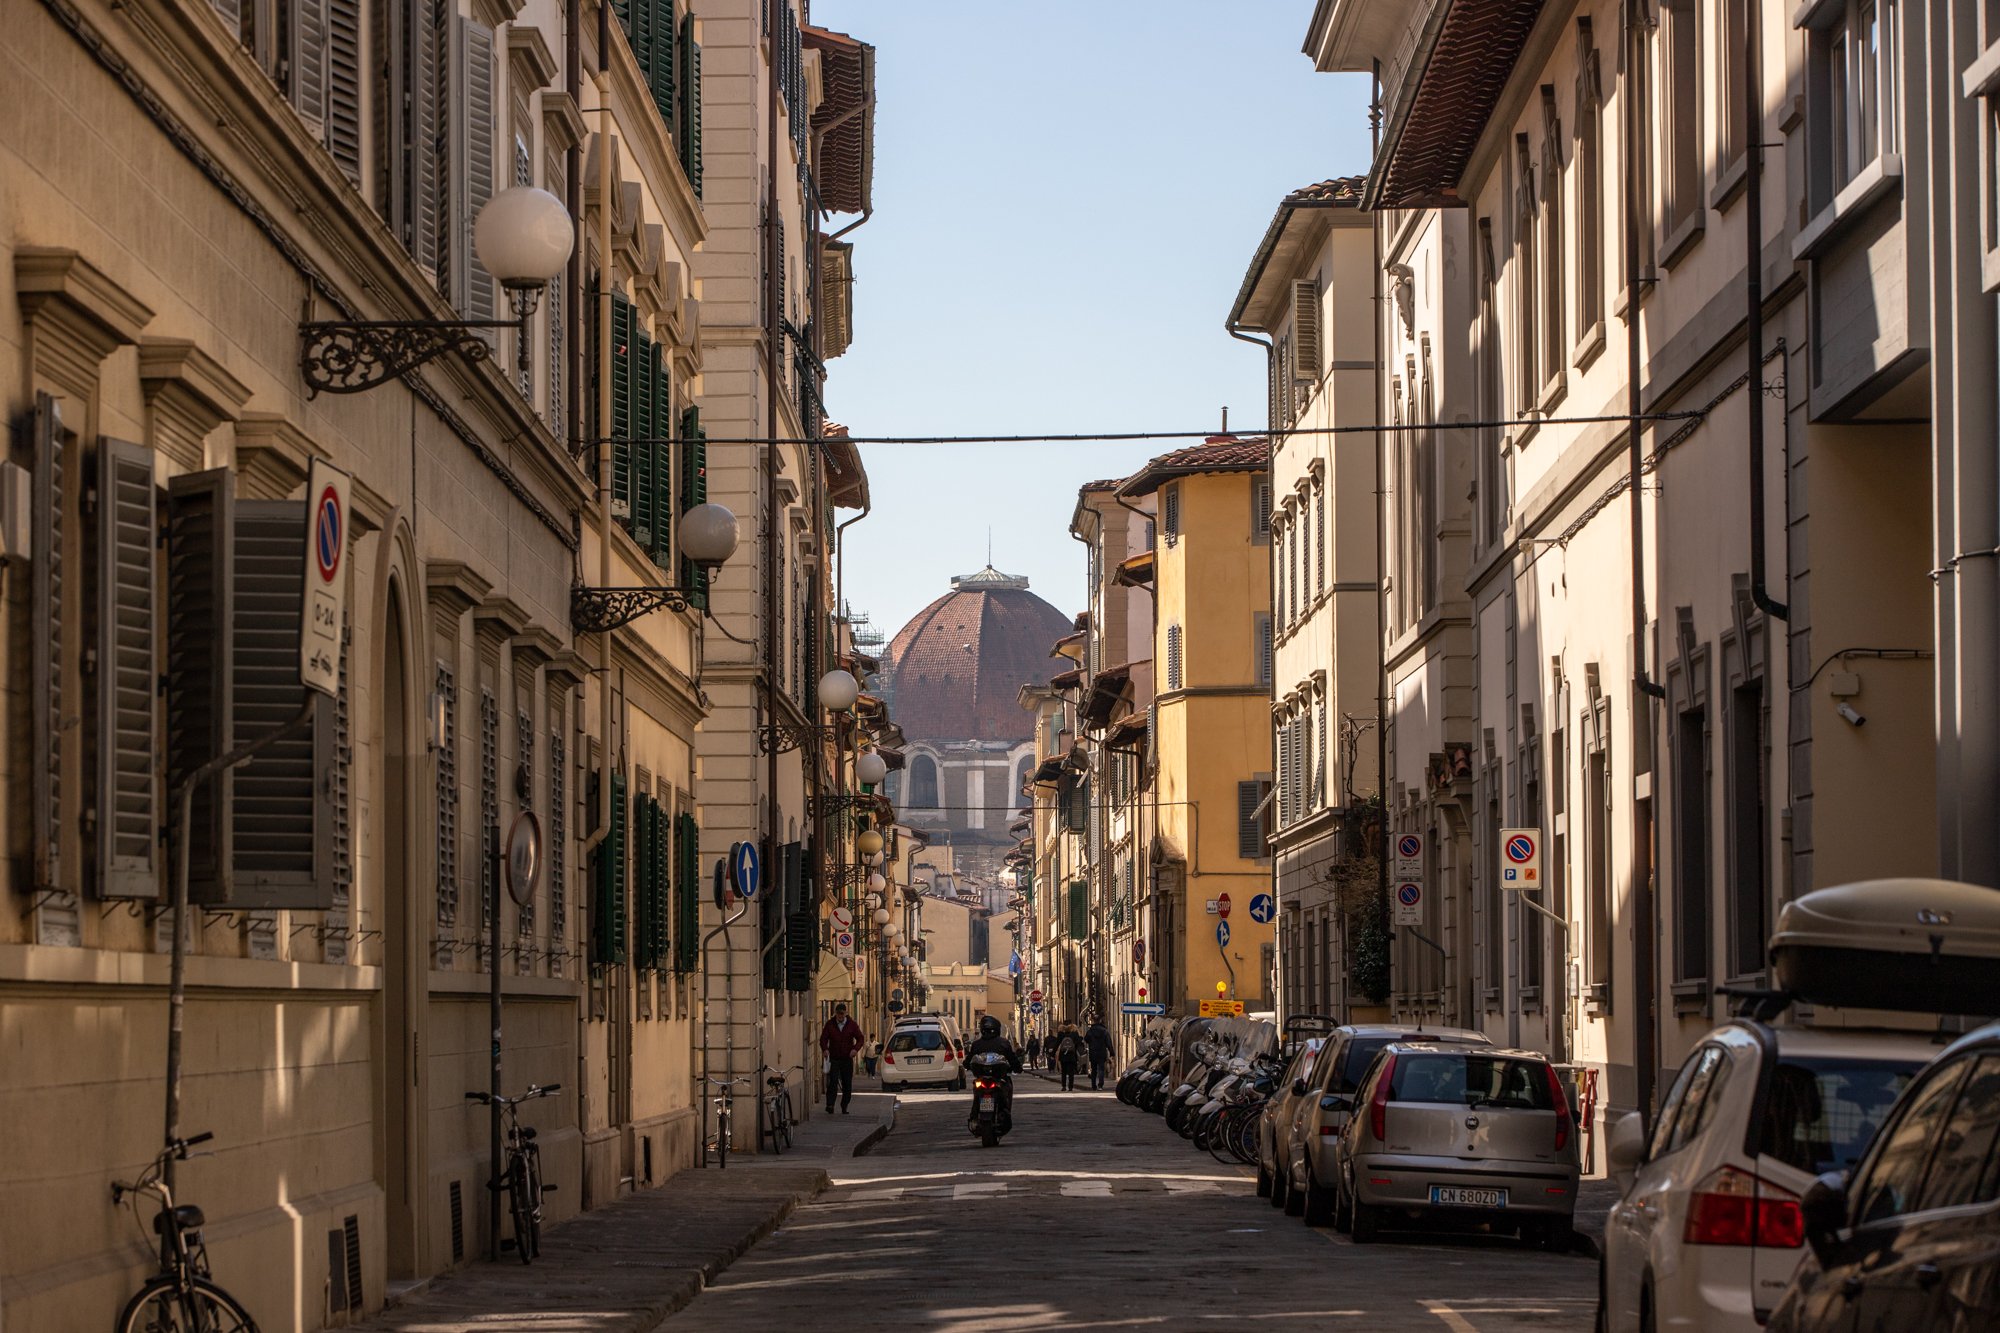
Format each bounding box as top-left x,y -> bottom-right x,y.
662,1081 -> 1599,1331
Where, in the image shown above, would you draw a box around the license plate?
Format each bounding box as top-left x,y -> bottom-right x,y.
909,1056 -> 932,1063
1430,1186 -> 1507,1208
979,1096 -> 995,1110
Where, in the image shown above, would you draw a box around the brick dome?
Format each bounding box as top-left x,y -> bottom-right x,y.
885,567 -> 1074,743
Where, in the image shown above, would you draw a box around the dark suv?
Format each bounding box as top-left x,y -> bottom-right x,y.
1772,1020 -> 2000,1332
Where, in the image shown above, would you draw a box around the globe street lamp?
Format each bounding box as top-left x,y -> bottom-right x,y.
818,669 -> 861,713
301,187 -> 574,395
856,749 -> 888,788
569,495 -> 742,632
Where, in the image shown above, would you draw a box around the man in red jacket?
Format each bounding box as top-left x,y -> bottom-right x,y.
819,1002 -> 866,1114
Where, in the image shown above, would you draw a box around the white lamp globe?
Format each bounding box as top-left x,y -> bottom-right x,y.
866,872 -> 887,892
818,668 -> 861,712
855,828 -> 884,857
678,503 -> 739,567
474,187 -> 574,289
871,908 -> 890,925
856,750 -> 889,786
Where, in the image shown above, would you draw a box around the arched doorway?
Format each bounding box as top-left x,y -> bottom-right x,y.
378,583 -> 422,1277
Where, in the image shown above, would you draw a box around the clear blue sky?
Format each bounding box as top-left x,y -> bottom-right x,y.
810,1 -> 1372,643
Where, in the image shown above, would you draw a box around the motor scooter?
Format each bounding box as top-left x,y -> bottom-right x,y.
966,1051 -> 1017,1148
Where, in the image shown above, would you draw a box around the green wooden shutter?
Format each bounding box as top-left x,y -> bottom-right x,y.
650,0 -> 676,129
630,328 -> 656,552
678,406 -> 708,605
678,12 -> 702,196
651,353 -> 673,568
593,770 -> 628,965
1069,881 -> 1089,940
675,811 -> 700,971
609,294 -> 633,521
760,841 -> 786,990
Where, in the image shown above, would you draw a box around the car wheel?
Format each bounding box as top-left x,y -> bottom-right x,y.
1350,1200 -> 1382,1244
1593,1255 -> 1608,1333
1535,1218 -> 1574,1254
1268,1168 -> 1288,1210
1303,1178 -> 1333,1227
1255,1162 -> 1272,1199
1283,1172 -> 1306,1217
1333,1176 -> 1352,1233
1638,1281 -> 1657,1333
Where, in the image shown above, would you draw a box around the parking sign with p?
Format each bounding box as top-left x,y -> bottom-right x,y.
1500,828 -> 1542,889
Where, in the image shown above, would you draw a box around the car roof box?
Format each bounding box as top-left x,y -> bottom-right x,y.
1771,878 -> 2000,1015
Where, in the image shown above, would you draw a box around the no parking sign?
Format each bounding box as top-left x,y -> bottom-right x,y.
1500,828 -> 1542,889
1393,880 -> 1424,926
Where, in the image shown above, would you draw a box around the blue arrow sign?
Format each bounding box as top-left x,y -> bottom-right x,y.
1008,951 -> 1022,977
1121,1002 -> 1167,1016
729,840 -> 762,900
1248,892 -> 1276,924
1216,919 -> 1231,948
1029,1000 -> 1044,1015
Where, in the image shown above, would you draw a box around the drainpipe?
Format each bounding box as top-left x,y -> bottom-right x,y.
585,15 -> 616,867
1744,4 -> 1786,622
760,23 -> 782,1102
1624,0 -> 1662,1127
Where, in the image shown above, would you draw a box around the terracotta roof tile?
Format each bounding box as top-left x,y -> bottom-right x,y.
1117,435 -> 1270,498
1286,176 -> 1365,205
1370,0 -> 1546,209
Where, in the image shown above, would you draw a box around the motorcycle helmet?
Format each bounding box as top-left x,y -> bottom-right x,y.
978,1015 -> 1002,1039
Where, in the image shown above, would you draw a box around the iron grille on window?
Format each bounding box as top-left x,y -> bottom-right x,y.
329,626 -> 353,963
435,664 -> 459,929
517,709 -> 534,938
480,689 -> 498,947
550,730 -> 566,943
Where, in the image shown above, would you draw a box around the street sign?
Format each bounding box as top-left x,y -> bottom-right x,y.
1204,899 -> 1220,915
1122,1002 -> 1167,1017
836,930 -> 854,960
1500,827 -> 1543,889
1248,893 -> 1276,924
1216,893 -> 1232,920
891,987 -> 905,1002
1216,920 -> 1231,948
831,906 -> 853,933
1200,999 -> 1246,1017
300,460 -> 351,697
1008,951 -> 1022,977
1029,988 -> 1043,1004
729,840 -> 762,899
1393,832 -> 1423,882
504,812 -> 541,908
1393,880 -> 1424,925
888,998 -> 905,1015
1029,1000 -> 1044,1015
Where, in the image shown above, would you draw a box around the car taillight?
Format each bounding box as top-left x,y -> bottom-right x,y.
1318,1124 -> 1340,1136
1543,1063 -> 1573,1153
1683,1166 -> 1804,1248
883,1053 -> 895,1065
944,1052 -> 957,1063
1369,1055 -> 1397,1142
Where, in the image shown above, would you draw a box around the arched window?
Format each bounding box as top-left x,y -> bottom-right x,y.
908,754 -> 939,807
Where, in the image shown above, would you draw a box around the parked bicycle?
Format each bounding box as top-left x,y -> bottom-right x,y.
761,1064 -> 805,1154
705,1075 -> 751,1168
112,1132 -> 259,1333
464,1082 -> 560,1263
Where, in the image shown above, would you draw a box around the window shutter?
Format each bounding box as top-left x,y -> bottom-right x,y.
1166,623 -> 1183,691
549,728 -> 567,942
329,626 -> 353,959
630,330 -> 657,552
1291,279 -> 1321,383
678,12 -> 703,195
224,500 -> 336,910
634,797 -> 661,970
675,810 -> 699,971
648,0 -> 676,127
287,0 -> 330,142
413,0 -> 443,276
166,468 -> 234,902
448,16 -> 497,325
478,688 -> 497,937
592,769 -> 628,965
785,847 -> 814,991
1315,487 -> 1326,597
30,395 -> 64,895
434,663 -> 459,929
1162,484 -> 1180,545
1237,781 -> 1261,858
609,294 -> 634,520
1318,695 -> 1330,806
1255,614 -> 1272,688
209,0 -> 243,39
325,0 -> 363,180
651,354 -> 673,568
96,437 -> 159,899
679,406 -> 708,606
760,842 -> 786,989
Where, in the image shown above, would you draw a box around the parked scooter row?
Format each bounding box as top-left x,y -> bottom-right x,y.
1116,1017 -> 1283,1166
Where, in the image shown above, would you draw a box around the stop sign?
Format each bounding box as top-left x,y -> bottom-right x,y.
1217,893 -> 1232,920
1029,988 -> 1043,1003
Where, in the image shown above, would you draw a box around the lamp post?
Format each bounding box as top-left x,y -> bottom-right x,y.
300,187 -> 575,395
569,501 -> 741,632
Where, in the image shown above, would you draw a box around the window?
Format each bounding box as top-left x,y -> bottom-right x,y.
1166,623 -> 1184,691
1538,86 -> 1565,387
1853,1059 -> 1971,1226
1650,1046 -> 1727,1159
1484,791 -> 1504,994
1515,136 -> 1539,411
907,754 -> 939,808
1585,710 -> 1613,996
1255,614 -> 1272,687
1317,693 -> 1329,808
1313,478 -> 1326,600
1287,503 -> 1300,627
1417,345 -> 1438,613
1252,477 -> 1273,544
1575,20 -> 1605,335
1238,779 -> 1272,859
1758,1057 -> 1918,1177
1387,1053 -> 1558,1108
1727,677 -> 1769,977
1477,220 -> 1505,548
1162,483 -> 1181,547
1675,700 -> 1712,984
1804,0 -> 1898,215
1917,1056 -> 2000,1212
1661,0 -> 1704,243
1716,0 -> 1749,174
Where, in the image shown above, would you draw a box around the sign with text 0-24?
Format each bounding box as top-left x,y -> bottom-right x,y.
301,459 -> 352,697
1499,828 -> 1543,890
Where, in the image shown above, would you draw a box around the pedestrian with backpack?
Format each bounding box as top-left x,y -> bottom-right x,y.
1055,1023 -> 1082,1092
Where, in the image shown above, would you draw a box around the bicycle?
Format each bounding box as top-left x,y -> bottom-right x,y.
464,1082 -> 561,1263
705,1075 -> 751,1168
761,1064 -> 804,1154
111,1132 -> 259,1333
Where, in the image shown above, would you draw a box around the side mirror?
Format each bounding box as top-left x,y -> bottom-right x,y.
1292,1078 -> 1309,1097
1800,1172 -> 1849,1268
1606,1111 -> 1647,1187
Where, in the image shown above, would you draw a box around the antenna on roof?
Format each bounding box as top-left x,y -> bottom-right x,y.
1221,406 -> 1229,433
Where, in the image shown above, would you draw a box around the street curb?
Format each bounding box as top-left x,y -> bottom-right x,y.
854,1102 -> 896,1156
638,1170 -> 831,1330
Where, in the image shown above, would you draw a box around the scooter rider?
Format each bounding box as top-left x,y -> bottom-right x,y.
965,1016 -> 1023,1128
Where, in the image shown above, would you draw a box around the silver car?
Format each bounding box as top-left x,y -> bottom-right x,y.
1287,1023 -> 1492,1224
1256,1038 -> 1326,1204
1332,1042 -> 1580,1248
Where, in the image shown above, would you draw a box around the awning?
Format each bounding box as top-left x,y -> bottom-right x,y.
801,26 -> 875,215
1113,550 -> 1155,588
1081,664 -> 1133,730
1049,666 -> 1083,689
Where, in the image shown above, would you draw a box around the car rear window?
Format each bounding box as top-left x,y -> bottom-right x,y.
1388,1053 -> 1555,1109
887,1029 -> 946,1053
1337,1039 -> 1393,1093
1758,1057 -> 1919,1176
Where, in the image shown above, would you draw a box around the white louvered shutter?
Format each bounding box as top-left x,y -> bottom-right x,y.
1292,279 -> 1321,385
288,0 -> 330,141
97,438 -> 159,899
325,0 -> 363,180
450,17 -> 498,327
166,468 -> 235,902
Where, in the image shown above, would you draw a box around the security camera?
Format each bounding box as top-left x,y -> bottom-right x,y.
1837,703 -> 1866,727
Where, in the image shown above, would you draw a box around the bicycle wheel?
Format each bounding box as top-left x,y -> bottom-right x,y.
118,1275 -> 258,1333
770,1094 -> 793,1153
507,1154 -> 534,1264
716,1111 -> 730,1169
522,1145 -> 545,1259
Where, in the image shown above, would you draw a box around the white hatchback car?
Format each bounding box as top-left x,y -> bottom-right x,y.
1600,1021 -> 1936,1332
878,1021 -> 966,1091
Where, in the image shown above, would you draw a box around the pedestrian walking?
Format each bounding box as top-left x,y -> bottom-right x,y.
1025,1032 -> 1042,1070
1055,1022 -> 1082,1092
818,1003 -> 865,1114
861,1033 -> 879,1078
1084,1017 -> 1112,1091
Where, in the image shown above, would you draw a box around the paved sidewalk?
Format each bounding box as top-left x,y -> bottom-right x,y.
341,1094 -> 893,1332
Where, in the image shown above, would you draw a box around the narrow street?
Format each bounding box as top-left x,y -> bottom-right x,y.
666,1082 -> 1598,1332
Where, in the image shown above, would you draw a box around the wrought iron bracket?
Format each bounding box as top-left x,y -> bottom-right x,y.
570,584 -> 700,634
300,317 -> 524,396
759,715 -> 829,755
